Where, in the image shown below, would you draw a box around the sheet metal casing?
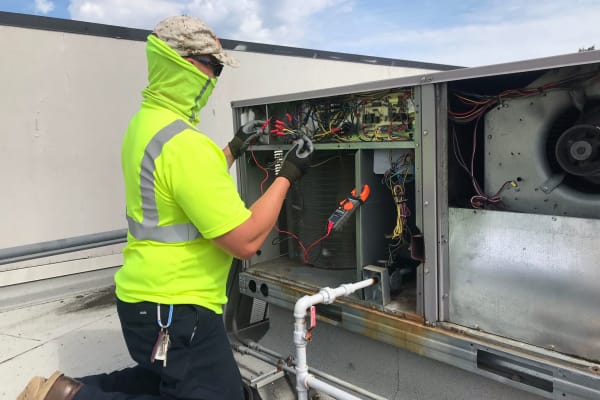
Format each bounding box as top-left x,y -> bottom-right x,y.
232,50 -> 600,399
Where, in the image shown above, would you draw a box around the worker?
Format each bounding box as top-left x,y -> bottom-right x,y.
17,15 -> 313,400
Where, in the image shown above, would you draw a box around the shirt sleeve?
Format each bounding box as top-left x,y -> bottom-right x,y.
162,129 -> 251,239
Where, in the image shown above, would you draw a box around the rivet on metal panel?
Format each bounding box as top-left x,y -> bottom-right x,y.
415,143 -> 419,147
424,201 -> 429,206
424,268 -> 430,274
423,130 -> 428,136
442,293 -> 448,299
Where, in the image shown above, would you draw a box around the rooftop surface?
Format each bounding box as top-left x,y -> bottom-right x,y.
0,272 -> 545,400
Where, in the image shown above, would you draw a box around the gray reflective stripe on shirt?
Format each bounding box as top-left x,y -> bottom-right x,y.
127,215 -> 200,242
127,119 -> 202,242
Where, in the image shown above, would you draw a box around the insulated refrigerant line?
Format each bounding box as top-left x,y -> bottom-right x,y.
293,278 -> 378,400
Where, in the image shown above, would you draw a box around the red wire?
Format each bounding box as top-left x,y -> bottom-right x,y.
249,147 -> 331,264
303,222 -> 334,264
250,147 -> 270,194
276,227 -> 309,261
448,102 -> 484,117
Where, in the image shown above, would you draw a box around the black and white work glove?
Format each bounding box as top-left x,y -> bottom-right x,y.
277,136 -> 314,184
228,120 -> 266,159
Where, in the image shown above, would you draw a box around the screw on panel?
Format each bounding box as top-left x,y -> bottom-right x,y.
423,130 -> 429,136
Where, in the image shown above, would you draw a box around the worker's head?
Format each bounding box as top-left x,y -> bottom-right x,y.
153,15 -> 239,78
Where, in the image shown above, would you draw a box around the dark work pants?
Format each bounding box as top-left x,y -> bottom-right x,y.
73,299 -> 244,400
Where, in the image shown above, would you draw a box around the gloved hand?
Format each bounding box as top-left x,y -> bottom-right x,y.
228,120 -> 266,159
277,136 -> 314,184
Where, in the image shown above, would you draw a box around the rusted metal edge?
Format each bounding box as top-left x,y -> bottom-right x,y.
243,271 -> 600,379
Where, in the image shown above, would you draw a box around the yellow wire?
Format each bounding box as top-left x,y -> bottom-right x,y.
391,184 -> 404,240
390,165 -> 411,240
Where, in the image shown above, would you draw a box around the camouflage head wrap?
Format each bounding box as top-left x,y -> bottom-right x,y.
153,15 -> 239,67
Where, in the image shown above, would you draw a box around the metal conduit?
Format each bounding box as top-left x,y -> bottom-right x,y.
0,229 -> 128,266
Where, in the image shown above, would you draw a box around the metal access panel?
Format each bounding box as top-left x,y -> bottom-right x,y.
444,57 -> 600,366
448,207 -> 600,361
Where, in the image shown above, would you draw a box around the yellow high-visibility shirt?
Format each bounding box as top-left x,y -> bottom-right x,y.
115,34 -> 251,313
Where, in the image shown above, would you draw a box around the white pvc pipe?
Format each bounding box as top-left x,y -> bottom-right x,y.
293,279 -> 375,319
306,375 -> 364,400
294,278 -> 376,400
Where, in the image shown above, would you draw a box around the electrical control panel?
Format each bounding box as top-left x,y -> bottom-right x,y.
233,87 -> 421,314
241,88 -> 417,145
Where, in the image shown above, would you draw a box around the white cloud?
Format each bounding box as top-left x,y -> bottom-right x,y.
184,0 -> 353,45
321,0 -> 600,67
65,0 -> 600,67
34,0 -> 55,14
67,0 -> 353,45
68,0 -> 184,29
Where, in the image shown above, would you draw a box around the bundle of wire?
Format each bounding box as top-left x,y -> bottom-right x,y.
382,154 -> 413,244
381,154 -> 413,268
269,89 -> 415,143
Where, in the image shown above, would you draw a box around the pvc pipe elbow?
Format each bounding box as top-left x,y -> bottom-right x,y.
294,293 -> 321,318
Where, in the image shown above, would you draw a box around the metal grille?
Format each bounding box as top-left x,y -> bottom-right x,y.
285,153 -> 356,269
250,298 -> 268,324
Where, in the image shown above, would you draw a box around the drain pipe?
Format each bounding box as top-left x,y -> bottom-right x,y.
294,278 -> 376,400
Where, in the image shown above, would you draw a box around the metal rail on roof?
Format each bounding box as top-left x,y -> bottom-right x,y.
0,229 -> 127,266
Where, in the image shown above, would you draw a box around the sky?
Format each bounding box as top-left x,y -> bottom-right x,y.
2,0 -> 599,67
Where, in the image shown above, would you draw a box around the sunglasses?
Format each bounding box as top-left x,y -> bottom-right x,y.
188,56 -> 224,77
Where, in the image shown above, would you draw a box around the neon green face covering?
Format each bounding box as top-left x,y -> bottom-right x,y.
143,34 -> 216,124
